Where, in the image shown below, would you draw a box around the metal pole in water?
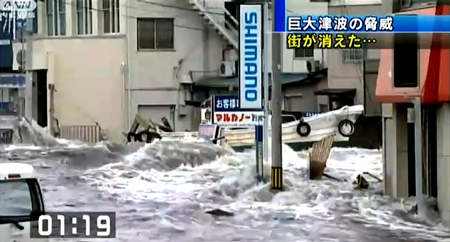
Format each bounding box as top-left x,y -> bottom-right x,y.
413,98 -> 424,215
270,0 -> 283,191
255,124 -> 264,182
262,2 -> 270,182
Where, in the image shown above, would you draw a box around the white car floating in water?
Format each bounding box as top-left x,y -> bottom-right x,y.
0,163 -> 48,242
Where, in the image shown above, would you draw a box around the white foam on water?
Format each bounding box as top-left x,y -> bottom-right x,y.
76,137 -> 450,240
2,144 -> 44,151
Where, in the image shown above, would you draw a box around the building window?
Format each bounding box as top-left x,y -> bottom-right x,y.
137,18 -> 174,50
102,0 -> 120,33
294,47 -> 314,58
46,0 -> 66,36
393,30 -> 418,87
342,49 -> 366,63
76,0 -> 93,35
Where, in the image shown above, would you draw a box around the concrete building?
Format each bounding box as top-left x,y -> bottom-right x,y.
8,0 -> 329,143
277,0 -> 329,113
324,0 -> 383,116
377,0 -> 450,224
283,0 -> 384,116
20,0 -> 227,143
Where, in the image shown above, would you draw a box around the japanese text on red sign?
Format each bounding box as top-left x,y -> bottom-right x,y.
215,112 -> 263,125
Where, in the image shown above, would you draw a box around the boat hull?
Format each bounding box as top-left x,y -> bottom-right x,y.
160,105 -> 365,151
223,105 -> 364,148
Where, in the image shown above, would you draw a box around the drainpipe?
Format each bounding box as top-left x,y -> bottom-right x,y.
125,0 -> 131,131
174,59 -> 184,132
121,62 -> 126,133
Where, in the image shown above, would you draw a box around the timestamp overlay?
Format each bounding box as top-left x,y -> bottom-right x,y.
30,212 -> 116,238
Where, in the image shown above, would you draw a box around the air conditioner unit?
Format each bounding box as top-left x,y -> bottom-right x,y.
306,60 -> 324,74
219,61 -> 237,77
12,42 -> 26,72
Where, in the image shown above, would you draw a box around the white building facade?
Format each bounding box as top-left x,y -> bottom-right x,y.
21,0 -> 326,143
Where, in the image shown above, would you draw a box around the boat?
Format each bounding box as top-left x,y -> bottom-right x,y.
222,105 -> 364,147
197,96 -> 364,149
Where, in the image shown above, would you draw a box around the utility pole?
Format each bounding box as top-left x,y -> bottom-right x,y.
24,8 -> 34,121
262,2 -> 270,181
270,0 -> 283,191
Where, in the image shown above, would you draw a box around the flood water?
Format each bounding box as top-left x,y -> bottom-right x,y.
1,137 -> 450,242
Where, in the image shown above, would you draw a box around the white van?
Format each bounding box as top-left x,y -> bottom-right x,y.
0,163 -> 47,242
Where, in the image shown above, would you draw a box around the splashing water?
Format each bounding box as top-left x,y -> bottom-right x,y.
2,136 -> 450,241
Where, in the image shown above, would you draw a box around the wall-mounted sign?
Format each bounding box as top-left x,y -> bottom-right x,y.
214,111 -> 264,126
0,74 -> 25,88
214,95 -> 239,112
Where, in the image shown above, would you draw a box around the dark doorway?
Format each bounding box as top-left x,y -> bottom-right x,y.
36,70 -> 47,127
407,106 -> 438,198
407,121 -> 416,197
425,106 -> 437,198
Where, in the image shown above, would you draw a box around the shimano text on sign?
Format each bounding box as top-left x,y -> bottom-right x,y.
239,4 -> 262,109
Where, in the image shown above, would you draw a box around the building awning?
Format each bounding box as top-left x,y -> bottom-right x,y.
375,5 -> 450,103
315,88 -> 356,97
193,73 -> 308,88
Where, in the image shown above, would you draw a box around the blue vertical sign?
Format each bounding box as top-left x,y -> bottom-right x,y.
239,4 -> 265,184
239,4 -> 263,110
